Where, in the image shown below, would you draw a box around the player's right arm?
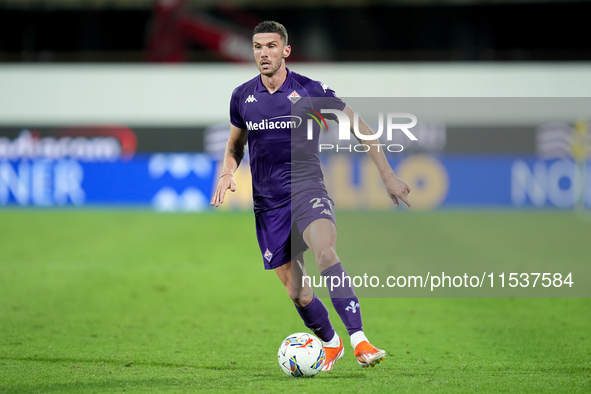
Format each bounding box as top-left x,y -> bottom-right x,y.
210,125 -> 248,208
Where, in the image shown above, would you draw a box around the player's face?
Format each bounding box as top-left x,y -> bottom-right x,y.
253,33 -> 290,77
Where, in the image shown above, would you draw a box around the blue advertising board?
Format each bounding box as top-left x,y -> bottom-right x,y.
0,154 -> 589,210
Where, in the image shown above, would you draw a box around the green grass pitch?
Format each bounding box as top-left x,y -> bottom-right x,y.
0,209 -> 589,392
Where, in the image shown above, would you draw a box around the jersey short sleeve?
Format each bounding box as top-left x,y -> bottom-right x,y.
229,87 -> 247,129
297,76 -> 346,121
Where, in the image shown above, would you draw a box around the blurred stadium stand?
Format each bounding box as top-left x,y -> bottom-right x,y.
0,0 -> 590,62
1,0 -> 589,211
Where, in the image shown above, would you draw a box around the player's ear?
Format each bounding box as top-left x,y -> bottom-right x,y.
283,45 -> 291,59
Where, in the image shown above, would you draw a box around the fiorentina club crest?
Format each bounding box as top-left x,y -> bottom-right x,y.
264,248 -> 273,262
287,90 -> 301,104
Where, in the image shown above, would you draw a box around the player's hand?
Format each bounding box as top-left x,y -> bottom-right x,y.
383,173 -> 411,208
210,174 -> 236,208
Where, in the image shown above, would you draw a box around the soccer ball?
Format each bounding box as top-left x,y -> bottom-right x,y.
277,332 -> 325,378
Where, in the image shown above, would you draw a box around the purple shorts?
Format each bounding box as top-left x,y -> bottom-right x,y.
255,194 -> 336,270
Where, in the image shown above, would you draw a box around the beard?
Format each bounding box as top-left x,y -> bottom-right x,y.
258,59 -> 283,77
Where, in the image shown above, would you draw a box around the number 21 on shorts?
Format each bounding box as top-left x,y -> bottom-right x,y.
310,197 -> 334,217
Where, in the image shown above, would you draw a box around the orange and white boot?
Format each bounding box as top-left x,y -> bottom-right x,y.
322,336 -> 344,371
354,340 -> 386,368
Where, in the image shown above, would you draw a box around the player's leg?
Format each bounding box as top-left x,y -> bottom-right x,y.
274,256 -> 343,371
303,218 -> 386,368
255,206 -> 342,367
302,218 -> 362,333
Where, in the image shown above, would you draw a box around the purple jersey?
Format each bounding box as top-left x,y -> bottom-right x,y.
230,68 -> 345,212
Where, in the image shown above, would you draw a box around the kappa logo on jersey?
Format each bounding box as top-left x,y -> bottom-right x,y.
345,301 -> 359,313
287,90 -> 302,104
264,248 -> 273,262
320,209 -> 332,216
320,82 -> 329,93
245,95 -> 257,103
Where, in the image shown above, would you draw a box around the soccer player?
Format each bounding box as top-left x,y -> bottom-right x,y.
210,21 -> 411,370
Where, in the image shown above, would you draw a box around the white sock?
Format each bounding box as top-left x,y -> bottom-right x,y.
323,332 -> 341,348
350,330 -> 368,349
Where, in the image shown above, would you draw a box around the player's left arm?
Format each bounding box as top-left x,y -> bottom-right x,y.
343,105 -> 412,208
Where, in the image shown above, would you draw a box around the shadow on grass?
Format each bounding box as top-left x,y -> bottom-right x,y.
0,354 -> 233,370
3,377 -> 219,392
1,354 -> 377,392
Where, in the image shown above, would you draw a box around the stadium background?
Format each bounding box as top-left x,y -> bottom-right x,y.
1,0 -> 590,391
0,0 -> 590,211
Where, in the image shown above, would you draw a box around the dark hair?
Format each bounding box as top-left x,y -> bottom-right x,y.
253,21 -> 288,45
